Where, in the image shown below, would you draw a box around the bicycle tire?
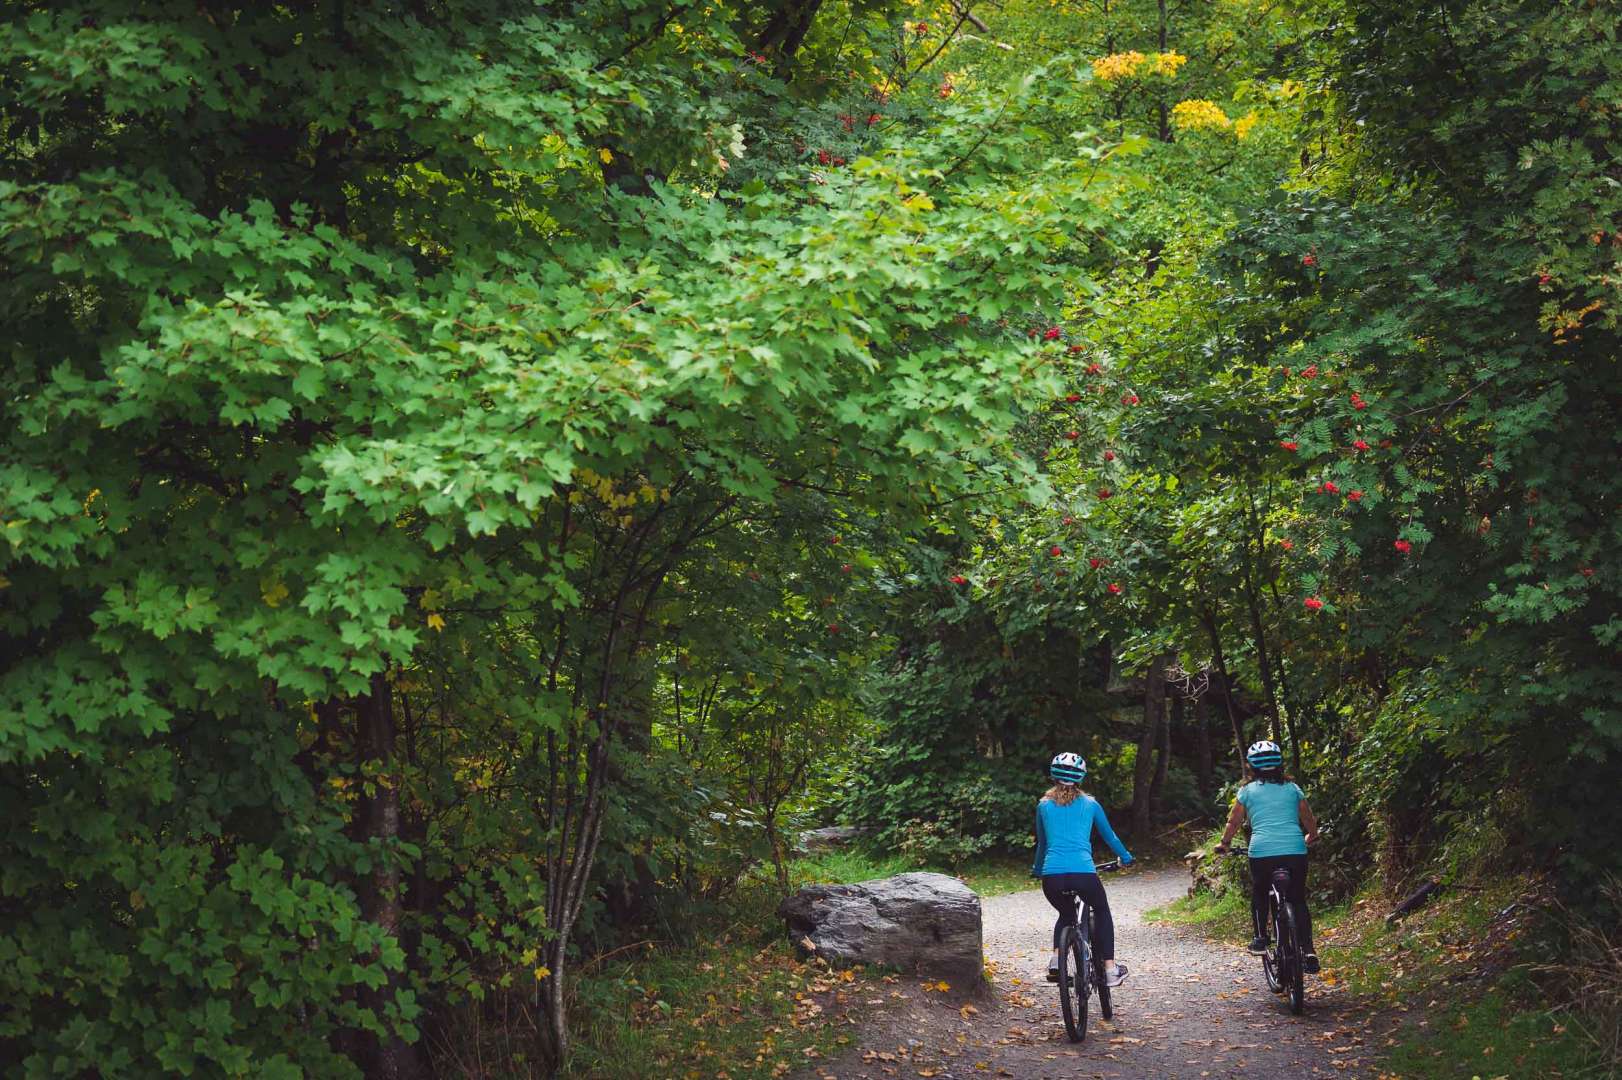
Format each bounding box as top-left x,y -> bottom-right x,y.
1279,902 -> 1305,1015
1089,910 -> 1112,1020
1073,923 -> 1092,1039
1261,901 -> 1283,995
1057,924 -> 1088,1042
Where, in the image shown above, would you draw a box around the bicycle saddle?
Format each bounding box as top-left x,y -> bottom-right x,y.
1271,868 -> 1292,888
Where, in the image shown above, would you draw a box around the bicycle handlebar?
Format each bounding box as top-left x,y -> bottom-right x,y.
1095,860 -> 1122,872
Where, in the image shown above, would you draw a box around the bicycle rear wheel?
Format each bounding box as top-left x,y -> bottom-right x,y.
1057,924 -> 1089,1042
1089,911 -> 1112,1020
1279,902 -> 1305,1014
1261,904 -> 1283,995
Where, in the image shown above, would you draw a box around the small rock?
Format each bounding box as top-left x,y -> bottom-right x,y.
797,825 -> 872,852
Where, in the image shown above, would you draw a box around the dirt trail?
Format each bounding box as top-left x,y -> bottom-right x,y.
802,866 -> 1391,1079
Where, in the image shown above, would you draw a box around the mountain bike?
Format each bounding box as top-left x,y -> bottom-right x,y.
1226,846 -> 1305,1014
1054,860 -> 1121,1042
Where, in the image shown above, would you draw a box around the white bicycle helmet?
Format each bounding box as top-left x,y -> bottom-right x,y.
1246,740 -> 1284,770
1049,752 -> 1086,785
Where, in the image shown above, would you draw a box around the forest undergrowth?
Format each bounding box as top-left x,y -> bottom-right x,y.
1151,845 -> 1620,1077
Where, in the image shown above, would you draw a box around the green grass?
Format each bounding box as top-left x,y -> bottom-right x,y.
1381,979 -> 1599,1079
1142,887 -> 1252,943
566,936 -> 871,1080
787,846 -> 915,886
787,846 -> 1036,897
957,856 -> 1040,896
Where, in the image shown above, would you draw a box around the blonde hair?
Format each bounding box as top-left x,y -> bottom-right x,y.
1043,784 -> 1084,806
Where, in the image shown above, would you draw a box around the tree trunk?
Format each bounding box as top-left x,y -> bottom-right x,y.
1150,693 -> 1176,814
1240,487 -> 1284,741
355,675 -> 431,1080
765,812 -> 790,894
1242,579 -> 1283,743
1200,609 -> 1248,769
1131,653 -> 1169,837
1283,694 -> 1305,779
757,0 -> 825,79
1192,694 -> 1214,795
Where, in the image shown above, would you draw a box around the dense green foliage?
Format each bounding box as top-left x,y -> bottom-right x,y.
851,0 -> 1620,901
2,0 -> 1617,1075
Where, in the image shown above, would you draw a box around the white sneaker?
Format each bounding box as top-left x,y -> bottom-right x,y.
1104,962 -> 1128,987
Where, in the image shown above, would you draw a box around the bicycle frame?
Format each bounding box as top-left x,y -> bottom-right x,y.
1226,848 -> 1306,1014
1053,861 -> 1120,1042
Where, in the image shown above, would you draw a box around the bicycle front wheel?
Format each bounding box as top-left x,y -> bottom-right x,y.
1057,925 -> 1089,1042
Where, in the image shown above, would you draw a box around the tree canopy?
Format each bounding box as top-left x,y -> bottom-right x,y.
2,0 -> 1616,1075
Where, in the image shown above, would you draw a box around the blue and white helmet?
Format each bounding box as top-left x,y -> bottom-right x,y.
1050,752 -> 1086,785
1247,740 -> 1284,770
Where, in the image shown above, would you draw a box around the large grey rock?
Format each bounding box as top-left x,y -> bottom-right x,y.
777,871 -> 983,982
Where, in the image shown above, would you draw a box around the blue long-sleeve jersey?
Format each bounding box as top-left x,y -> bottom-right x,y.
1032,794 -> 1131,876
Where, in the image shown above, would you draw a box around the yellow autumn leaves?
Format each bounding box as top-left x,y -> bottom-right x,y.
1172,99 -> 1230,130
521,948 -> 551,982
1171,99 -> 1261,138
1091,50 -> 1187,81
1088,49 -> 1262,140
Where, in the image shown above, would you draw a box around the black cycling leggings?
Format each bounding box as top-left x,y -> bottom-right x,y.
1041,872 -> 1114,958
1249,854 -> 1313,952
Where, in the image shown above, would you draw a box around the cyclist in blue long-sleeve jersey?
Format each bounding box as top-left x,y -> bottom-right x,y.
1032,752 -> 1134,986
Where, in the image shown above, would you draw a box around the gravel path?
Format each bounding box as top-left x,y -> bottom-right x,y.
802,866 -> 1391,1079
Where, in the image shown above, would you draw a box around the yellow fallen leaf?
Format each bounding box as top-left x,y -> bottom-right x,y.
426,612 -> 446,631
533,966 -> 550,980
598,147 -> 614,164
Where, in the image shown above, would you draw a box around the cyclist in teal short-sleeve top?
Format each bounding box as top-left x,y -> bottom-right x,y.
1215,740 -> 1321,974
